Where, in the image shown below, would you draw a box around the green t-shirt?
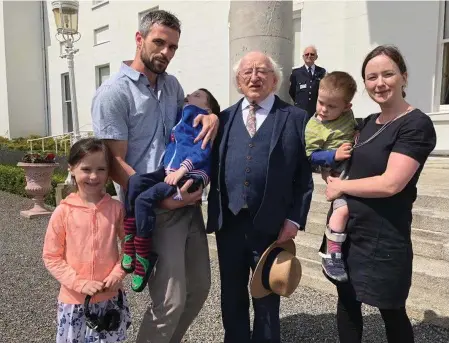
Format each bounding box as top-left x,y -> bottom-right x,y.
305,110 -> 358,157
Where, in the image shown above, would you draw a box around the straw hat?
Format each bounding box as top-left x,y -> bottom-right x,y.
250,239 -> 302,299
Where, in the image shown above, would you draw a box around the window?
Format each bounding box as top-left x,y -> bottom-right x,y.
94,25 -> 110,45
96,64 -> 110,88
292,10 -> 302,67
92,0 -> 109,9
138,6 -> 159,27
440,1 -> 449,105
61,73 -> 73,133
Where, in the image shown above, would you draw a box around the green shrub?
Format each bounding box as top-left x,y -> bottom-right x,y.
0,165 -> 27,198
0,165 -> 116,207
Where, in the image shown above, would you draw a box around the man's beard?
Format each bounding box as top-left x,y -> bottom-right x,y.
141,51 -> 168,75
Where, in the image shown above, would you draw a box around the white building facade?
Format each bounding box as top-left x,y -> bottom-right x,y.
0,0 -> 448,153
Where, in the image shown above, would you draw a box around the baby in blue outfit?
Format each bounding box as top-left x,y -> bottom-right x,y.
121,88 -> 220,292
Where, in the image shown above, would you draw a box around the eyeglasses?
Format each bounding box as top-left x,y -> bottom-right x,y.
304,53 -> 316,57
239,68 -> 274,80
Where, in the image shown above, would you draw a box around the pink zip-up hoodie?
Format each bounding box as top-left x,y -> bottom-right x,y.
43,192 -> 126,304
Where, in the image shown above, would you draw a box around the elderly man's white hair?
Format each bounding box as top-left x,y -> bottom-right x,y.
232,52 -> 284,94
303,45 -> 318,54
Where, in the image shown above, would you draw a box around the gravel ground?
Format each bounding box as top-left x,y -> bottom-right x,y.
1,190 -> 448,343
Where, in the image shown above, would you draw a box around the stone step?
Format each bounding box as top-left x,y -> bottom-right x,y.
298,257 -> 449,328
422,157 -> 449,170
294,231 -> 449,297
311,174 -> 449,213
308,191 -> 449,234
410,208 -> 449,235
305,214 -> 449,261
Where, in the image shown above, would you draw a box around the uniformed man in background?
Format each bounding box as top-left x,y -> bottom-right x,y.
289,45 -> 326,119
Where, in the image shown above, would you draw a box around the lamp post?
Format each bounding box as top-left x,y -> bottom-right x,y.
52,1 -> 81,186
51,0 -> 81,144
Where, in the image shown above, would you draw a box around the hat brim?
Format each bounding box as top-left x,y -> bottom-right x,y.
250,239 -> 296,299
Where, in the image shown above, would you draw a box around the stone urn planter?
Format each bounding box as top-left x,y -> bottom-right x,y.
17,160 -> 59,219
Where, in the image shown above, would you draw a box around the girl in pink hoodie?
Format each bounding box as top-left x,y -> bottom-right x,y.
43,138 -> 131,343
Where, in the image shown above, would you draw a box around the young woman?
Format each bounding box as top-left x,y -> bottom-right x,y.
325,45 -> 436,343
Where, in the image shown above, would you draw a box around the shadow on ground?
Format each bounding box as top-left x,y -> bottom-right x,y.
279,310 -> 449,343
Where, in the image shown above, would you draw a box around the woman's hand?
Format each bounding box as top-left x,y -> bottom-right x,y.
326,176 -> 344,201
193,113 -> 219,149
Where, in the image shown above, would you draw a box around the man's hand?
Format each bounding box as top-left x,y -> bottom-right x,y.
81,280 -> 104,296
276,220 -> 298,244
103,274 -> 122,292
160,179 -> 203,210
193,113 -> 219,149
335,143 -> 352,161
165,167 -> 187,186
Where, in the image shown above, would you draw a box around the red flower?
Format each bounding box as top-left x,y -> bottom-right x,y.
22,152 -> 57,164
45,153 -> 56,161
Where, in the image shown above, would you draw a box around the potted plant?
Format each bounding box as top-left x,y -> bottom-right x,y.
17,152 -> 59,218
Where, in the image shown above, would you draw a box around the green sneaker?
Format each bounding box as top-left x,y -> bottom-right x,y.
121,253 -> 134,273
131,252 -> 158,292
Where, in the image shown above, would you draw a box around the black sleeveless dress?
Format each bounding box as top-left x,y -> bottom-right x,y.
341,109 -> 436,309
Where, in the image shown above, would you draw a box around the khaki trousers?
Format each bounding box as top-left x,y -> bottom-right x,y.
135,205 -> 211,343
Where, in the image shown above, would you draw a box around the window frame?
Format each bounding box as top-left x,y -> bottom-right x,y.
95,64 -> 110,89
436,1 -> 449,111
292,9 -> 302,68
93,25 -> 110,46
61,73 -> 73,133
92,0 -> 109,10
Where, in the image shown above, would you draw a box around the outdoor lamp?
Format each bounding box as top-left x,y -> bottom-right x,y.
51,0 -> 79,37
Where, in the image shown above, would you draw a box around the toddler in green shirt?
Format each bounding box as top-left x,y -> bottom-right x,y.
305,71 -> 359,283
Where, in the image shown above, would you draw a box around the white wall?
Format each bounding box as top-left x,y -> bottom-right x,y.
300,0 -> 440,118
165,1 -> 230,110
3,1 -> 46,138
0,1 -> 11,138
42,0 -> 447,151
45,0 -> 230,135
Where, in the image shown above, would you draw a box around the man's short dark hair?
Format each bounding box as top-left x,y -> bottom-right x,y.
139,10 -> 181,37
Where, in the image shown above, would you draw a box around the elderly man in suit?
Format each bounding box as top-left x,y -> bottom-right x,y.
289,45 -> 326,118
207,51 -> 313,343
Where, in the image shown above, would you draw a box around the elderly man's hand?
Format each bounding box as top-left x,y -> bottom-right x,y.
193,113 -> 219,149
276,220 -> 298,244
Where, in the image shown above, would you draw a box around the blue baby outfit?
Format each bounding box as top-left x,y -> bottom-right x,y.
164,104 -> 211,186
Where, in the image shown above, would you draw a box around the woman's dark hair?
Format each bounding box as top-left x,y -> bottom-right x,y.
361,45 -> 407,98
68,138 -> 112,170
199,88 -> 221,115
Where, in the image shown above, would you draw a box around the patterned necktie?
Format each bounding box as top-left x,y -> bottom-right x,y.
246,103 -> 258,137
308,66 -> 313,78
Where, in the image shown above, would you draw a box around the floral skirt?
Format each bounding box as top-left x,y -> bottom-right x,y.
56,292 -> 132,343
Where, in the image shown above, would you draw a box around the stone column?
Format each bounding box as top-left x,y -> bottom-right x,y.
229,1 -> 293,104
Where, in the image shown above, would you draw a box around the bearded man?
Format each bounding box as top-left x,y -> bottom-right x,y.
91,10 -> 218,343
